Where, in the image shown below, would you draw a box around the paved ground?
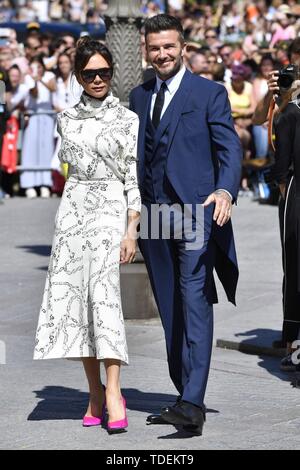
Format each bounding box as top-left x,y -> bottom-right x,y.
0,196 -> 300,450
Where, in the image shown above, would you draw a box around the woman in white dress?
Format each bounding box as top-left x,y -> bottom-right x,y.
33,37 -> 141,434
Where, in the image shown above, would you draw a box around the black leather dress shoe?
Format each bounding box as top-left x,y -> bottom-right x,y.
146,414 -> 169,425
161,401 -> 205,435
161,395 -> 182,412
146,396 -> 182,425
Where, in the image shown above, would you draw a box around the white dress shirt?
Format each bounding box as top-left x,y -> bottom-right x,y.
150,65 -> 186,120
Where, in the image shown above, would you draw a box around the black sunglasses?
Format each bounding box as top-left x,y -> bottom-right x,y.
81,67 -> 113,84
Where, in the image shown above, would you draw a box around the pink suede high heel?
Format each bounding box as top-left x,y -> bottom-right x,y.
82,415 -> 102,427
107,396 -> 128,434
82,386 -> 106,427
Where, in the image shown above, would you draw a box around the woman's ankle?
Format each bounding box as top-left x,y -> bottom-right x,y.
105,386 -> 122,398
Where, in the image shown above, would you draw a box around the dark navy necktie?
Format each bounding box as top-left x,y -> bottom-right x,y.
152,81 -> 167,129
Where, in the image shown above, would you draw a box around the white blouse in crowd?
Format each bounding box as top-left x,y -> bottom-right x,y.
52,74 -> 82,111
23,71 -> 55,111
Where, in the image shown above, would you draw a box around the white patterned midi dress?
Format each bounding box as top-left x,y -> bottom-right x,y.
33,92 -> 141,364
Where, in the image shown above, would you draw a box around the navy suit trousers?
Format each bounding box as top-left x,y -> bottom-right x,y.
138,202 -> 216,407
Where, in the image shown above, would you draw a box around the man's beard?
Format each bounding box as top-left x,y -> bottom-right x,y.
155,58 -> 182,80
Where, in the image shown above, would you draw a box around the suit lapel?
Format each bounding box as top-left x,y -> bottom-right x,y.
165,70 -> 192,156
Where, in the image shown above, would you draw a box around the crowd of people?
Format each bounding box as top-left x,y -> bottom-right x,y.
0,1 -> 108,23
0,0 -> 300,200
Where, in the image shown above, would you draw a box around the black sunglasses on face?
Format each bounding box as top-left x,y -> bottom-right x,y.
81,67 -> 113,83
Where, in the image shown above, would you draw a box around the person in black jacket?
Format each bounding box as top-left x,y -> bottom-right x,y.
272,86 -> 300,371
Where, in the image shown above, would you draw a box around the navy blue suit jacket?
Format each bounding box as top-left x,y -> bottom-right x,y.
129,69 -> 242,304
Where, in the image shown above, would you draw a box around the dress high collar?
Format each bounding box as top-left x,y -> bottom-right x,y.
65,91 -> 120,120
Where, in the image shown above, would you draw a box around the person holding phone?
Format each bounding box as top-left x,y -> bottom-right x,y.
271,78 -> 300,371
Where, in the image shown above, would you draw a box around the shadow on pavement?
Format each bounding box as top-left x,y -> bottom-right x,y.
28,386 -> 219,422
257,355 -> 294,383
17,244 -> 52,257
234,328 -> 283,351
233,328 -> 297,384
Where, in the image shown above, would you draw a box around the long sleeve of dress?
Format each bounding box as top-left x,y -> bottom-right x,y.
273,109 -> 295,184
123,114 -> 141,213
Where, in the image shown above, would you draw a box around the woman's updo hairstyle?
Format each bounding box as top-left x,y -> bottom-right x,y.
74,36 -> 114,78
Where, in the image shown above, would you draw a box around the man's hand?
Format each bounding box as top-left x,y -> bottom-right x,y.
202,190 -> 232,226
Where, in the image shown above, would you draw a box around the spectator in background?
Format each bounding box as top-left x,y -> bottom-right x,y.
61,34 -> 76,50
39,32 -> 54,58
31,0 -> 49,22
94,0 -> 108,15
226,63 -> 256,191
182,42 -> 199,70
252,54 -> 276,161
270,10 -> 296,48
43,37 -> 68,71
219,44 -> 234,85
271,82 -> 300,371
21,54 -> 56,198
0,0 -> 16,22
142,1 -> 163,17
252,38 -> 300,128
17,0 -> 38,22
86,7 -> 100,24
25,34 -> 42,56
219,1 -> 242,43
243,21 -> 260,58
0,48 -> 12,71
49,0 -> 63,22
168,0 -> 184,14
189,50 -> 210,79
204,27 -> 221,54
5,64 -> 28,113
68,0 -> 86,23
211,62 -> 225,84
207,53 -> 219,75
51,52 -> 80,112
10,33 -> 41,75
275,41 -> 290,66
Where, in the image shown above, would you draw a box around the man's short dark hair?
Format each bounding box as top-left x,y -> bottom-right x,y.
144,14 -> 184,43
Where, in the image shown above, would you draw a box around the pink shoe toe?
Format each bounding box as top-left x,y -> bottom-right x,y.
82,415 -> 102,427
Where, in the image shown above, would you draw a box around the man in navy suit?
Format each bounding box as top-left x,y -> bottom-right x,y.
129,14 -> 242,435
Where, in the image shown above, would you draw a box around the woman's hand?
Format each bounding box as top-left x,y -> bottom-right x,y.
120,237 -> 136,264
120,209 -> 140,264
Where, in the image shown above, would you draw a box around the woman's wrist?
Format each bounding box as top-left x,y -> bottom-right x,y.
126,210 -> 140,240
